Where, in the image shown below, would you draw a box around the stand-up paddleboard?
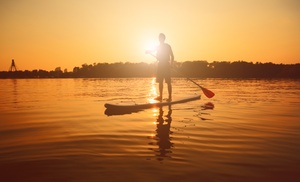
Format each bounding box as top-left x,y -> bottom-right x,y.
104,95 -> 201,112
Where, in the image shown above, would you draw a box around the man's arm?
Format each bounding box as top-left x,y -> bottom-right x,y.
145,49 -> 155,54
170,46 -> 174,65
145,45 -> 158,55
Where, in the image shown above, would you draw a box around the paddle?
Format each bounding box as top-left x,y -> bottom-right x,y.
146,52 -> 215,98
171,69 -> 215,98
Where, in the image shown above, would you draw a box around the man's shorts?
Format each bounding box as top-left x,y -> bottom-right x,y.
156,63 -> 171,84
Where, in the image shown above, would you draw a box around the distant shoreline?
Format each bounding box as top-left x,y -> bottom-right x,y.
1,61 -> 300,79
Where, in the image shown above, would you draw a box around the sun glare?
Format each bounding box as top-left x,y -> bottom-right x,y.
145,39 -> 157,52
147,77 -> 158,103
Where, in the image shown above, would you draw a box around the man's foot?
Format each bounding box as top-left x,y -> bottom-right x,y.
154,96 -> 162,101
166,98 -> 172,102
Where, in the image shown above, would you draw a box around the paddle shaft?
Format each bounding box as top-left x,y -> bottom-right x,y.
171,69 -> 204,89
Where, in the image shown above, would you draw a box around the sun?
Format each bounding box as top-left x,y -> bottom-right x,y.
144,39 -> 157,52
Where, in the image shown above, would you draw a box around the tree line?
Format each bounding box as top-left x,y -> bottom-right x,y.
1,61 -> 299,78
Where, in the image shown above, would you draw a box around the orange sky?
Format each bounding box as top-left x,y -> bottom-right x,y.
1,0 -> 299,71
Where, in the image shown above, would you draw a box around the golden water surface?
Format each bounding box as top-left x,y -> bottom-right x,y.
0,78 -> 299,182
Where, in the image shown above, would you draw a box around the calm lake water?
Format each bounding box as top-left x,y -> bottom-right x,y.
0,78 -> 300,182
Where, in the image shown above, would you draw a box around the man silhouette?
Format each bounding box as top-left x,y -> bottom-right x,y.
147,33 -> 174,101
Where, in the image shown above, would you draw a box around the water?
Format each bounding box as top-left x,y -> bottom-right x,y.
0,78 -> 299,182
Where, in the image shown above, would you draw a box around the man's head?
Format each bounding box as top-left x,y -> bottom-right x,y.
159,33 -> 166,43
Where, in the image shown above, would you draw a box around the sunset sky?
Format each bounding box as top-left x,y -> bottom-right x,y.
1,0 -> 299,71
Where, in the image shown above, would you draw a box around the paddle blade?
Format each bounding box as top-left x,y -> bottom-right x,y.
201,87 -> 215,98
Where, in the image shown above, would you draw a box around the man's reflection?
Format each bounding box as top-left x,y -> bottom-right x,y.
149,105 -> 173,161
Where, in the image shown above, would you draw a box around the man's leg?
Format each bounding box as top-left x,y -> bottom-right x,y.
167,82 -> 172,100
166,69 -> 172,100
159,82 -> 163,99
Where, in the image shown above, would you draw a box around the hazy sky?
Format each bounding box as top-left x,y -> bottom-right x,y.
1,0 -> 299,71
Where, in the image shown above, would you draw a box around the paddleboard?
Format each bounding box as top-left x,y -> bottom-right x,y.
104,95 -> 201,110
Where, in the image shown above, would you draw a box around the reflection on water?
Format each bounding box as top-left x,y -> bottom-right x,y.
104,107 -> 142,116
0,78 -> 300,181
104,78 -> 157,116
12,79 -> 18,104
196,102 -> 215,120
148,106 -> 173,161
201,102 -> 214,110
147,77 -> 158,104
